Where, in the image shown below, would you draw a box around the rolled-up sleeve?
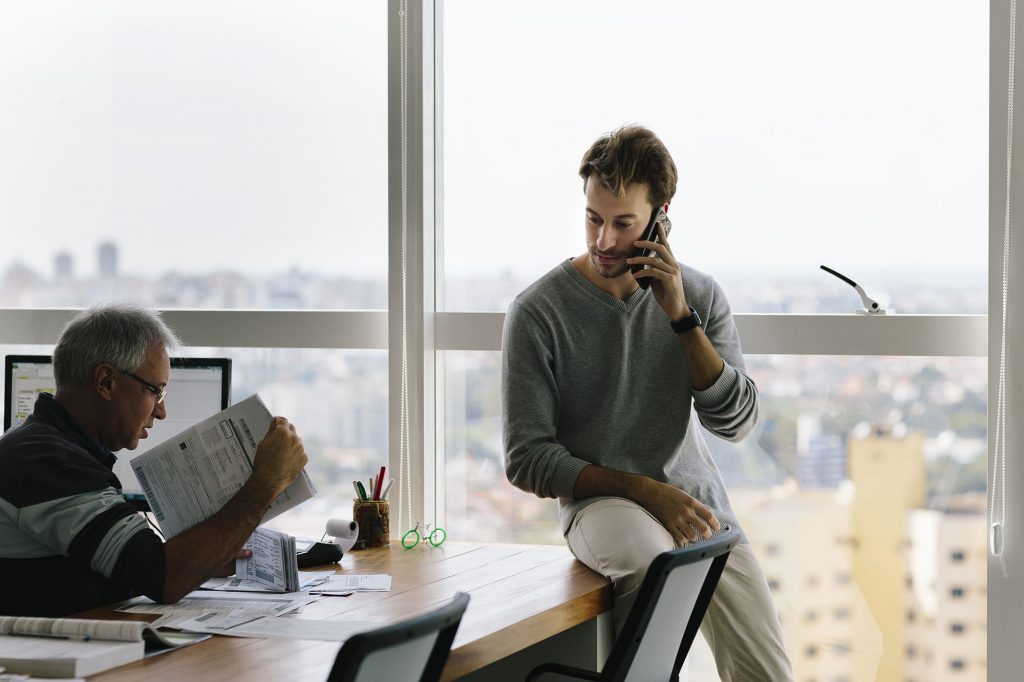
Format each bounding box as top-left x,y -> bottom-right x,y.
693,280 -> 759,442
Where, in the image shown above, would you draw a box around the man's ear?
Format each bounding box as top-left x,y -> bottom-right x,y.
94,363 -> 117,401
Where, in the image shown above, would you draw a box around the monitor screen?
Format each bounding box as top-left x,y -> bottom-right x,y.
3,356 -> 56,431
3,355 -> 231,500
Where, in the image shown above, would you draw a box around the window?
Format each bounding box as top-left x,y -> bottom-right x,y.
3,2 -> 1004,680
0,2 -> 388,310
0,1 -> 390,536
441,1 -> 986,314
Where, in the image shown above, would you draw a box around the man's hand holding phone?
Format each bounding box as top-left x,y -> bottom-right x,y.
627,208 -> 690,323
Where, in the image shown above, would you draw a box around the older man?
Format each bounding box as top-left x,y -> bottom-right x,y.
0,304 -> 308,616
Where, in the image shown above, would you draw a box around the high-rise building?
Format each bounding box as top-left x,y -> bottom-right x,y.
54,252 -> 73,279
98,241 -> 117,278
848,431 -> 926,682
798,433 -> 846,488
733,483 -> 866,681
905,495 -> 987,681
796,415 -> 846,488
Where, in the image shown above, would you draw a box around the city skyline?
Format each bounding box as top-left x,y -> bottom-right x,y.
0,239 -> 988,316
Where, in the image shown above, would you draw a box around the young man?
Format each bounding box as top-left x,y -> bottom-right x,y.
501,125 -> 793,680
0,304 -> 308,617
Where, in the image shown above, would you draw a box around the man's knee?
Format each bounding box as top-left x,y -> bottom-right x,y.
568,498 -> 675,596
608,528 -> 675,597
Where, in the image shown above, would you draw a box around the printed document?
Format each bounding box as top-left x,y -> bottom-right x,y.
202,571 -> 332,593
307,574 -> 392,594
131,394 -> 317,538
235,527 -> 299,592
117,592 -> 317,629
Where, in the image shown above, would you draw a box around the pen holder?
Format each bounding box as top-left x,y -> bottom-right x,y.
352,499 -> 389,549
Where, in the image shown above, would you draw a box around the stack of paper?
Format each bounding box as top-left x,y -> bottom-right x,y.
201,571 -> 332,593
235,527 -> 300,592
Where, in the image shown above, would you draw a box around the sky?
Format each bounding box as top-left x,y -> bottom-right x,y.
0,1 -> 989,288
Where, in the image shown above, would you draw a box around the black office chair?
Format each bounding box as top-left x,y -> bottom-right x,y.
326,591 -> 470,682
526,526 -> 739,682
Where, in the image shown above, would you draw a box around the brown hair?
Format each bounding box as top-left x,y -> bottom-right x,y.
579,125 -> 678,208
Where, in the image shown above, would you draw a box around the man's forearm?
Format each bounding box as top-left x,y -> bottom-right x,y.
160,476 -> 281,602
572,464 -> 721,544
572,463 -> 650,501
676,327 -> 724,391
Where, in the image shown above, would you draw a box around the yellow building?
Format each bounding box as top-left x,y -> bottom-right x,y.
848,432 -> 926,681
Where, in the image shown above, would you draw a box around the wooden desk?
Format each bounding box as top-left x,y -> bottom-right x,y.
83,542 -> 612,681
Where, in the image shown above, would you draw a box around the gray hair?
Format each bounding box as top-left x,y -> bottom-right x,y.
53,303 -> 180,392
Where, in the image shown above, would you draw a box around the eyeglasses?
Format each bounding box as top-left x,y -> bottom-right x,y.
123,371 -> 167,404
402,521 -> 446,549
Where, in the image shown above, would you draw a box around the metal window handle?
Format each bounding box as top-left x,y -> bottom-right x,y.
820,265 -> 889,315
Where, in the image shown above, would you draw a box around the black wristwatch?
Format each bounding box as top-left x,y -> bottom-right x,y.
670,307 -> 702,334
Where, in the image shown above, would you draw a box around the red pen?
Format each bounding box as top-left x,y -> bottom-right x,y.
373,466 -> 387,500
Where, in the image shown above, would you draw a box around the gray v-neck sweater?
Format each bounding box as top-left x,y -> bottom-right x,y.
501,259 -> 757,541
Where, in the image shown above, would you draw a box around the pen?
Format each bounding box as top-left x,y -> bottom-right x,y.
355,481 -> 369,501
373,466 -> 387,500
381,479 -> 394,500
353,481 -> 364,501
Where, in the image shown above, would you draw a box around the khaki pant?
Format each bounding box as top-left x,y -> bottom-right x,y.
566,497 -> 794,682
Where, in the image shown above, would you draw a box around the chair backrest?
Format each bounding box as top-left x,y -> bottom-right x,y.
326,592 -> 470,682
604,526 -> 739,682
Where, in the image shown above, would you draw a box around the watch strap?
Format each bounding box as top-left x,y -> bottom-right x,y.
671,307 -> 702,334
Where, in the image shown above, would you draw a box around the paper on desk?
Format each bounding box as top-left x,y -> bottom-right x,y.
202,571 -> 333,593
177,615 -> 376,642
130,394 -> 317,538
116,591 -> 317,629
307,574 -> 392,594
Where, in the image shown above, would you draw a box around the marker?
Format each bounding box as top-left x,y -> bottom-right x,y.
356,481 -> 369,501
353,481 -> 364,501
373,466 -> 387,500
380,479 -> 394,500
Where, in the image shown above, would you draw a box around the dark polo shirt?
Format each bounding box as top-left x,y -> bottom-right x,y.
0,393 -> 166,616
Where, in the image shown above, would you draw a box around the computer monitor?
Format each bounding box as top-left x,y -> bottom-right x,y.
3,355 -> 231,502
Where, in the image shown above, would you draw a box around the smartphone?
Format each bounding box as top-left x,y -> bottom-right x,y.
630,206 -> 672,289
